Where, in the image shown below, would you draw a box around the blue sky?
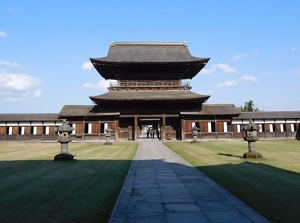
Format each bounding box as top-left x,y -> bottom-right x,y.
1,0 -> 300,113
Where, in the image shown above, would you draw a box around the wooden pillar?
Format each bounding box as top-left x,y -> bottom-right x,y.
115,118 -> 119,141
181,116 -> 185,140
162,114 -> 166,140
99,121 -> 102,134
134,115 -> 138,141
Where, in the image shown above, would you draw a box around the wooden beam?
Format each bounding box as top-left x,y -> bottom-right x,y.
181,118 -> 185,140
162,114 -> 166,140
134,115 -> 138,141
120,114 -> 179,118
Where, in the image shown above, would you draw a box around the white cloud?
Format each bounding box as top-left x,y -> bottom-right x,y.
83,80 -> 109,90
0,59 -> 43,103
253,51 -> 259,55
0,73 -> 42,103
0,60 -> 21,67
290,47 -> 298,52
0,90 -> 36,103
200,67 -> 215,75
201,63 -> 238,75
263,72 -> 274,76
214,75 -> 258,88
2,97 -> 17,102
33,90 -> 42,97
96,80 -> 109,90
215,80 -> 238,87
0,92 -> 19,102
83,82 -> 94,89
291,68 -> 300,74
0,73 -> 42,91
240,75 -> 258,82
0,31 -> 8,38
82,62 -> 94,71
216,64 -> 238,73
233,53 -> 247,61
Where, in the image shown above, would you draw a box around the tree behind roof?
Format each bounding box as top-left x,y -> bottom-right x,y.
238,100 -> 259,112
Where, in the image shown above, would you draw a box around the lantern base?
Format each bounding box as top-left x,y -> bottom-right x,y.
243,151 -> 263,159
191,140 -> 199,143
104,142 -> 112,145
54,153 -> 74,161
191,135 -> 199,143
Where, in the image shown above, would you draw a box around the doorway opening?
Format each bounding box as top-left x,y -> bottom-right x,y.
138,118 -> 161,139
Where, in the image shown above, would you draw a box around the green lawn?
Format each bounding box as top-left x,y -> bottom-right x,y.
164,140 -> 300,223
0,142 -> 138,223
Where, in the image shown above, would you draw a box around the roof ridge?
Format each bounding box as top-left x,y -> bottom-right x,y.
62,105 -> 94,107
111,42 -> 186,47
203,104 -> 235,106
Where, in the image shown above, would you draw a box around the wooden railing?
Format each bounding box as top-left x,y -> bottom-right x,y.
110,80 -> 190,87
0,134 -> 57,141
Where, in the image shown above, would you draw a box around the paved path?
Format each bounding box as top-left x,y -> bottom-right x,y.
109,140 -> 270,223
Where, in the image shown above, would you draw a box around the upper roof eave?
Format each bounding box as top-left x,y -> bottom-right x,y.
90,41 -> 210,63
90,57 -> 210,64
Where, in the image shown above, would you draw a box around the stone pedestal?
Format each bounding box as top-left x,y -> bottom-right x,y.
191,126 -> 199,143
242,119 -> 263,159
243,142 -> 263,158
61,143 -> 69,154
54,120 -> 74,161
191,134 -> 199,143
104,133 -> 112,145
104,127 -> 113,145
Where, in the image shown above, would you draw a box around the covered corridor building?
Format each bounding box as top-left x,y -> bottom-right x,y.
1,42 -> 300,141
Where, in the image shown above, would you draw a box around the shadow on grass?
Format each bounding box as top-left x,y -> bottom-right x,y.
197,161 -> 300,223
1,158 -> 300,223
0,159 -> 133,223
217,153 -> 243,158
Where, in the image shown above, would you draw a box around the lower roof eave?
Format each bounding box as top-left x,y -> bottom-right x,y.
60,112 -> 120,117
180,111 -> 240,116
87,112 -> 120,116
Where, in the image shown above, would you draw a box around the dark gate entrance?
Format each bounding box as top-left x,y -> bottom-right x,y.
138,118 -> 161,139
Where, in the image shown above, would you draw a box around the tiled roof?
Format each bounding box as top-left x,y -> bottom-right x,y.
91,42 -> 209,63
2,107 -> 299,120
58,105 -> 120,117
0,113 -> 60,122
181,104 -> 240,115
234,111 -> 300,119
58,105 -> 94,117
202,104 -> 241,115
90,42 -> 210,80
90,90 -> 210,102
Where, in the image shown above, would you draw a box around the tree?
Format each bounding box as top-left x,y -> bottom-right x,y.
238,100 -> 259,112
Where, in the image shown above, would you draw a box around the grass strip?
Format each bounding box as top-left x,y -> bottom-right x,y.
164,140 -> 300,223
0,142 -> 138,223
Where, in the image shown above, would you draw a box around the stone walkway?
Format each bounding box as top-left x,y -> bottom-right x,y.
109,140 -> 270,223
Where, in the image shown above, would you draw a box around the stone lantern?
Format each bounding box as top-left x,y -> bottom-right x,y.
54,119 -> 75,161
242,119 -> 263,158
191,125 -> 199,143
104,127 -> 113,145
